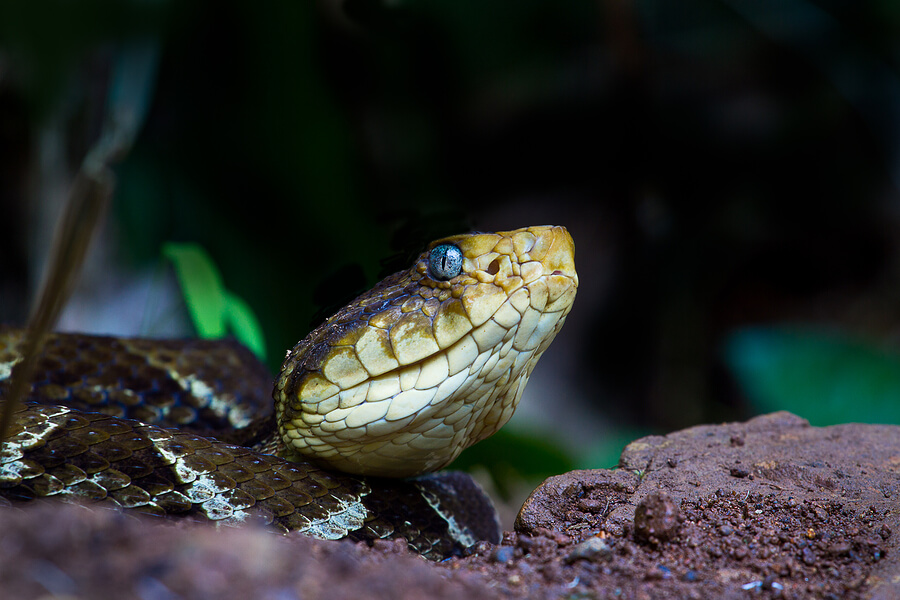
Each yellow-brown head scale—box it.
[275,225,578,477]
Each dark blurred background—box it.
[2,0,900,511]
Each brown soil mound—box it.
[1,412,897,599]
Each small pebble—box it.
[516,535,536,554]
[469,541,491,556]
[634,492,682,544]
[578,498,606,513]
[565,537,612,563]
[490,546,515,564]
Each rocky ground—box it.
[1,411,897,599]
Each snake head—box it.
[275,226,578,477]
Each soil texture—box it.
[1,411,897,599]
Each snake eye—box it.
[428,244,463,281]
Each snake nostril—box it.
[551,270,563,276]
[487,258,501,275]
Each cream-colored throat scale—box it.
[275,225,578,477]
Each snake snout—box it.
[532,225,577,311]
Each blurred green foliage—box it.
[162,243,267,360]
[577,426,654,471]
[453,428,575,500]
[455,424,652,499]
[725,327,900,426]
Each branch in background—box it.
[0,40,159,445]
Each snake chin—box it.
[277,226,578,478]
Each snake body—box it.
[0,226,578,558]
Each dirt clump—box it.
[456,489,886,599]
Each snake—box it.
[0,225,578,559]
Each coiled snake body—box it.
[0,226,578,559]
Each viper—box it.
[0,225,578,559]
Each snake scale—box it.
[0,225,578,559]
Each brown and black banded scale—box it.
[0,330,499,559]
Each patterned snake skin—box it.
[0,226,578,559]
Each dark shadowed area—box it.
[2,2,900,596]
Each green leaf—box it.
[724,327,900,426]
[162,242,267,362]
[162,242,226,338]
[224,291,267,361]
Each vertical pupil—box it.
[431,246,458,279]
